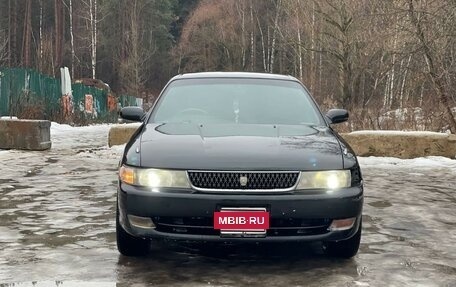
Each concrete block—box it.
[341,131,456,159]
[108,123,141,147]
[0,119,51,150]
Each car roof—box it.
[171,72,299,82]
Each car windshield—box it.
[150,78,324,125]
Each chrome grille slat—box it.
[187,171,299,191]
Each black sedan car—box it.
[117,72,363,258]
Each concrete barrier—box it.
[108,123,142,147]
[0,119,51,150]
[341,131,456,159]
[107,125,456,159]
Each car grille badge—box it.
[239,175,248,187]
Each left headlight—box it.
[296,170,351,190]
[119,165,190,188]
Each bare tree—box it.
[69,0,75,78]
[0,33,8,66]
[8,0,18,67]
[117,0,159,95]
[249,0,255,71]
[22,0,32,67]
[407,0,456,132]
[268,0,282,73]
[89,0,97,79]
[39,0,44,70]
[55,0,65,73]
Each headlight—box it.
[296,170,351,190]
[119,165,190,188]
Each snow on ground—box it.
[358,156,456,171]
[349,130,451,136]
[50,122,114,151]
[50,122,114,136]
[108,144,126,154]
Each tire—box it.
[116,207,150,256]
[324,220,361,259]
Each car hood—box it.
[138,123,343,170]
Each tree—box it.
[68,0,75,78]
[98,0,176,96]
[22,0,32,67]
[0,1,9,66]
[8,0,18,67]
[311,0,359,107]
[0,34,7,67]
[54,0,64,74]
[406,0,456,133]
[89,0,97,79]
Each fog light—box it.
[128,214,155,228]
[328,217,356,231]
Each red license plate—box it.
[214,210,270,230]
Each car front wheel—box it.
[116,207,150,256]
[323,220,362,259]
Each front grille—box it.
[188,171,299,190]
[152,216,331,237]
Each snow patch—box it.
[50,122,75,134]
[109,144,126,154]
[349,130,450,136]
[50,122,113,135]
[359,156,456,170]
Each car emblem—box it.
[239,175,248,186]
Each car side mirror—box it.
[326,109,349,124]
[120,106,145,122]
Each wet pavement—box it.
[0,124,455,287]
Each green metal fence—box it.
[0,68,61,118]
[0,67,141,123]
[72,83,108,114]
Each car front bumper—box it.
[118,183,363,243]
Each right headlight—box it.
[296,170,351,190]
[119,165,190,188]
